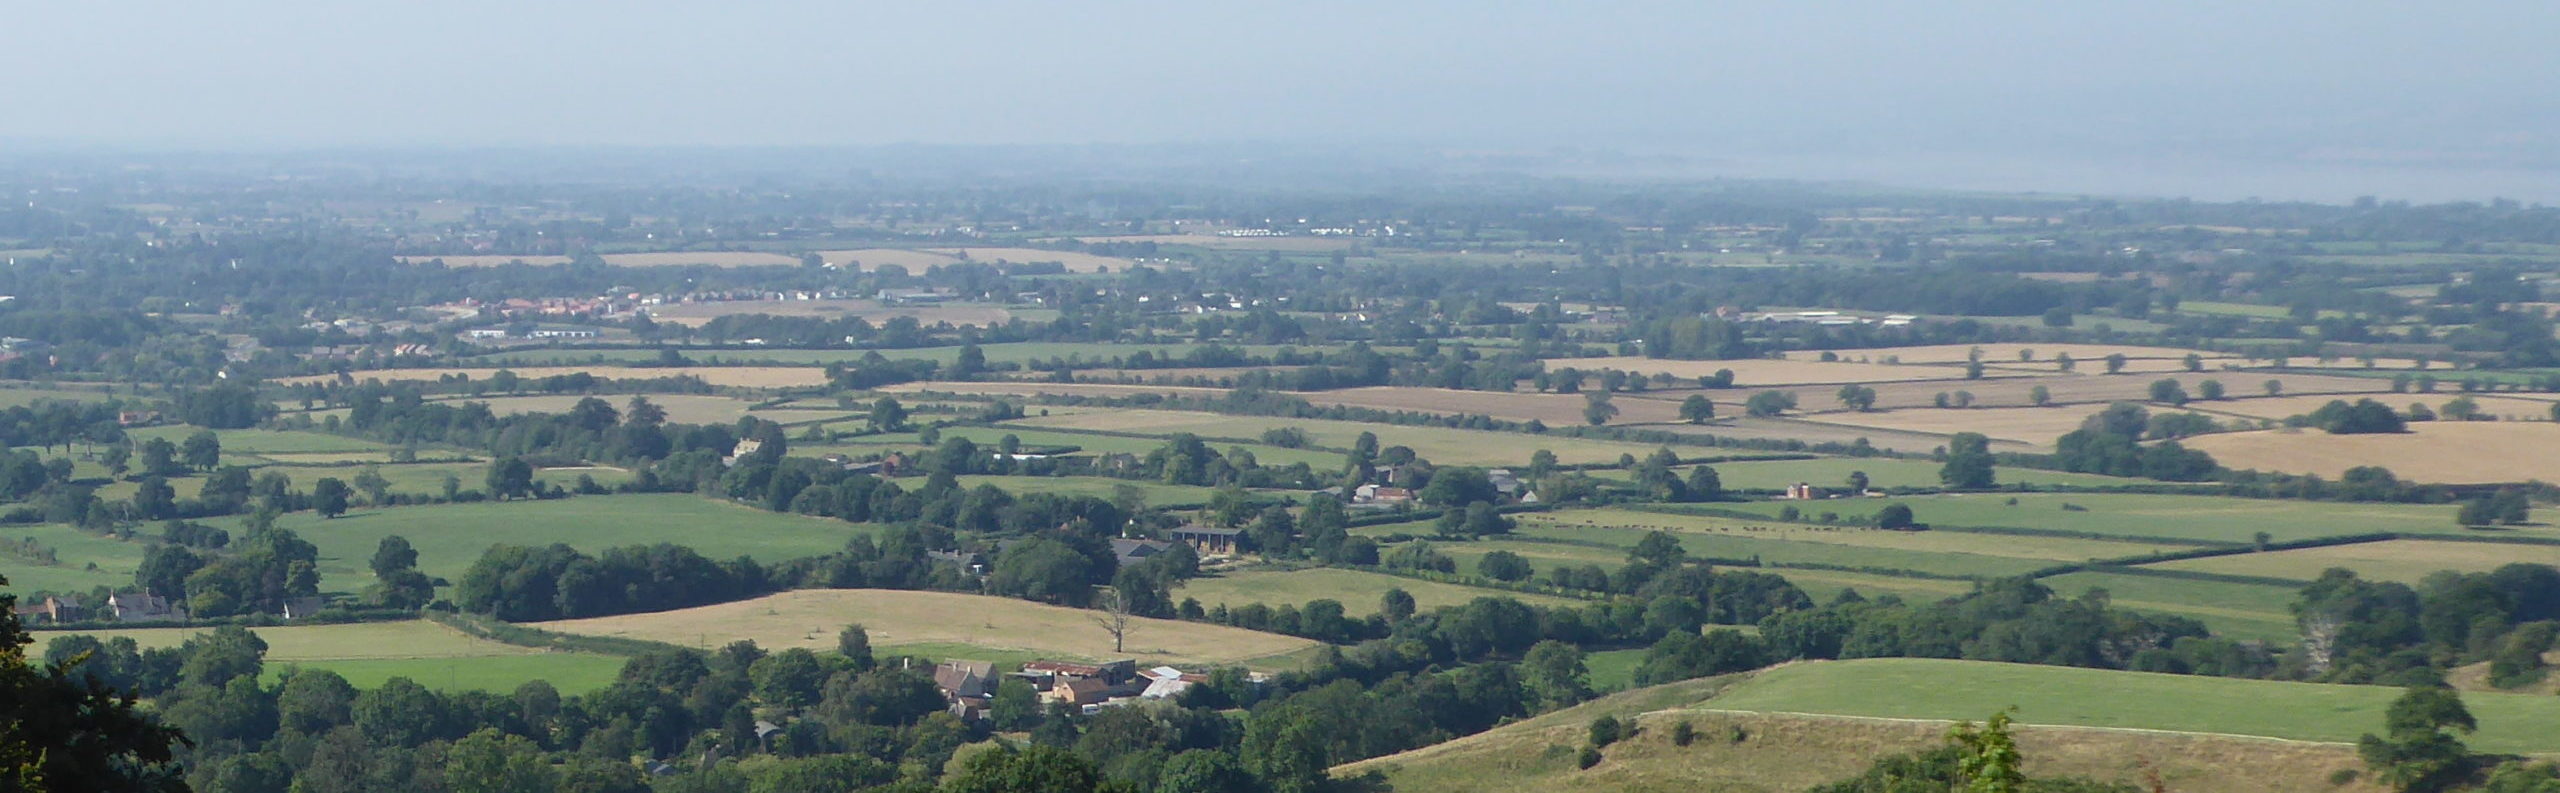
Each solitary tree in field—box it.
[869,397,908,432]
[1836,384,1878,412]
[486,457,535,500]
[1846,471,1869,494]
[311,477,351,518]
[2055,353,2076,373]
[1679,395,1715,424]
[1583,392,1619,426]
[2264,379,2285,396]
[2147,379,2189,405]
[1092,586,1135,653]
[2198,379,2225,400]
[1745,390,1796,417]
[1940,432,1996,489]
[2184,353,2204,372]
[2103,353,2129,375]
[2029,385,2052,406]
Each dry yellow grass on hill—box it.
[2183,421,2560,484]
[1340,696,2383,793]
[530,589,1317,666]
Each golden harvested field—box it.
[531,589,1317,666]
[1298,386,1683,426]
[2194,393,2555,422]
[1626,416,1990,453]
[1012,408,1665,466]
[817,247,1133,273]
[1073,233,1356,252]
[273,365,830,388]
[1787,343,2230,365]
[1795,405,2216,447]
[1552,357,2006,385]
[400,251,801,267]
[881,381,1230,400]
[1633,370,2387,413]
[2184,422,2560,484]
[1987,357,2235,375]
[2151,539,2560,584]
[643,298,1013,327]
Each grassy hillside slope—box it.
[1337,656,2560,792]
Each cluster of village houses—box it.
[929,657,1253,722]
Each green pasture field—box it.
[124,426,394,455]
[204,494,866,591]
[1583,647,1646,692]
[83,461,627,506]
[274,654,626,694]
[1696,457,2147,491]
[0,522,152,594]
[0,385,116,408]
[1704,491,2461,545]
[2035,571,2301,641]
[1173,567,1584,615]
[2174,300,2293,319]
[943,425,1346,470]
[30,620,624,694]
[1759,567,1985,604]
[1016,409,1665,467]
[1702,658,2560,753]
[950,475,1223,505]
[1510,508,2196,571]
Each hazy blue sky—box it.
[6,2,2555,199]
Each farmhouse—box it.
[28,595,87,624]
[1111,538,1171,570]
[931,660,995,719]
[1784,482,1823,500]
[108,592,187,623]
[1354,484,1415,504]
[280,596,328,621]
[1138,666,1208,700]
[1168,526,1245,556]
